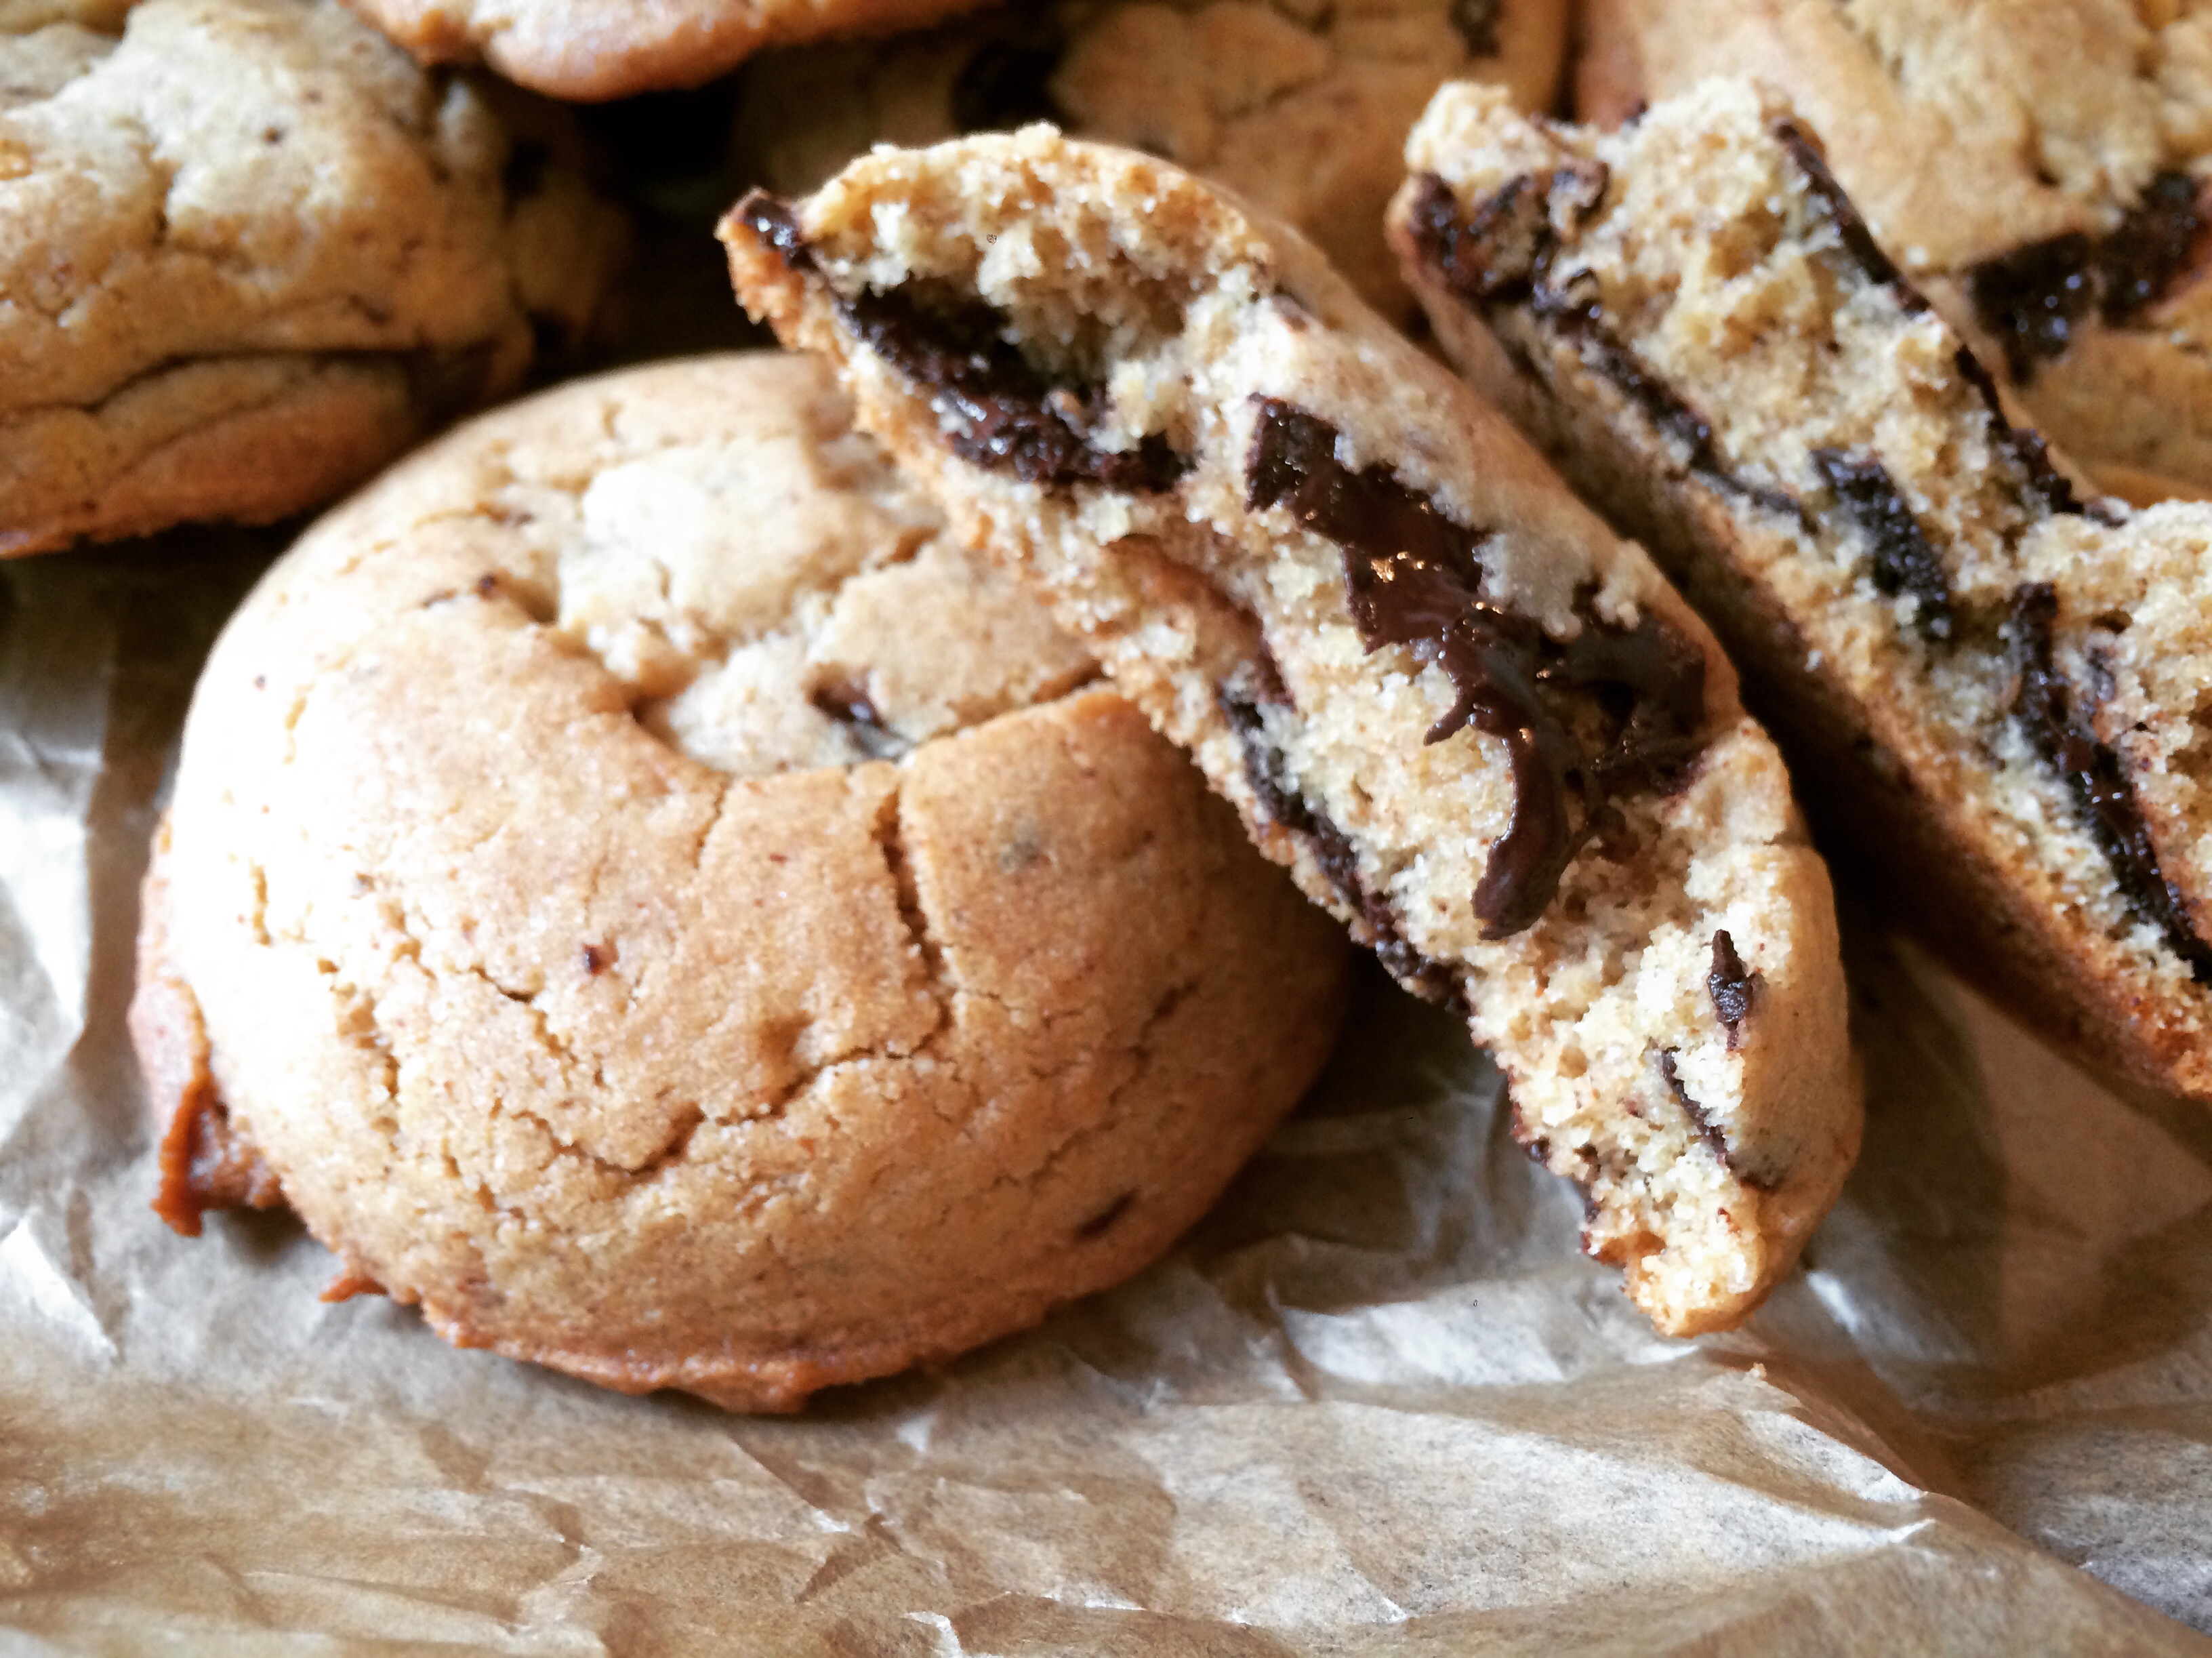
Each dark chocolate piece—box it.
[736,190,1187,491]
[581,942,611,976]
[1969,232,2095,382]
[1772,119,1925,310]
[1949,347,2086,517]
[1707,929,1758,1050]
[1969,171,2206,381]
[1407,171,1812,529]
[1244,398,1709,938]
[810,676,903,759]
[1450,0,1500,56]
[2102,171,2205,323]
[1658,1051,1772,1187]
[1809,450,1954,643]
[2005,584,2212,981]
[949,18,1069,132]
[1217,679,1462,1005]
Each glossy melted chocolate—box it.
[736,192,1187,491]
[2007,584,2212,982]
[1244,398,1708,938]
[1969,171,2205,382]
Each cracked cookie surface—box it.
[732,0,1567,322]
[129,350,1348,1411]
[1576,0,2212,504]
[0,0,626,556]
[721,131,1859,1337]
[346,0,1002,100]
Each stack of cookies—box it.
[14,0,2181,1410]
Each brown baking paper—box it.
[3,535,2210,1656]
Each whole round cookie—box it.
[0,0,626,557]
[731,0,1570,321]
[129,351,1349,1412]
[347,0,1002,100]
[1576,0,2212,504]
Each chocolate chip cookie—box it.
[349,0,1001,100]
[1576,0,2212,505]
[720,131,1860,1337]
[732,0,1568,322]
[1391,78,2212,1099]
[129,351,1349,1411]
[1,0,625,557]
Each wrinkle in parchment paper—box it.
[1,535,2209,1655]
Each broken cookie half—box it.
[1389,79,2212,1101]
[720,128,1860,1336]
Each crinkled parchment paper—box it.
[3,533,2210,1655]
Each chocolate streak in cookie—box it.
[1244,398,1708,937]
[1969,171,2208,383]
[737,193,1186,490]
[1408,120,2212,990]
[2006,584,2212,982]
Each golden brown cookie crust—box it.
[0,0,625,555]
[731,0,1570,320]
[134,352,1348,1411]
[346,0,1004,99]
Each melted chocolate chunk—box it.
[1970,171,2206,381]
[1217,678,1462,1005]
[1450,0,1502,57]
[1950,348,2085,517]
[1407,172,1812,529]
[1658,1052,1774,1188]
[2103,171,2204,322]
[949,18,1069,132]
[1772,119,1925,309]
[1707,929,1758,1051]
[1969,233,2096,382]
[736,190,1188,491]
[1244,399,1709,938]
[810,676,903,759]
[2006,584,2212,982]
[1809,450,1954,642]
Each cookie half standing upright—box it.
[1390,80,2212,1100]
[347,0,1002,99]
[720,130,1860,1336]
[131,351,1349,1411]
[1,0,626,557]
[1575,0,2212,504]
[731,0,1570,321]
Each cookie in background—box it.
[722,129,1860,1337]
[348,0,1004,100]
[0,0,626,558]
[130,351,1349,1412]
[1576,0,2212,506]
[731,0,1569,322]
[1391,78,2212,1101]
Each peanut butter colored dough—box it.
[345,0,1003,100]
[0,0,625,556]
[130,352,1349,1412]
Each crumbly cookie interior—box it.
[723,130,1860,1336]
[1398,79,2212,1088]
